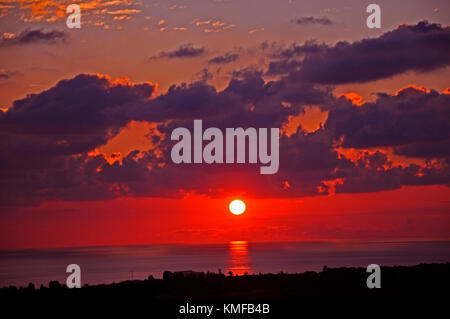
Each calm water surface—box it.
[1,241,449,287]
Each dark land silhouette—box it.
[2,263,448,317]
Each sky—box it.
[0,0,449,249]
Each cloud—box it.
[266,60,302,76]
[332,151,450,194]
[279,21,450,84]
[326,85,450,158]
[249,28,264,34]
[192,19,235,33]
[292,16,333,25]
[0,74,156,155]
[262,41,324,76]
[150,43,206,59]
[208,52,239,64]
[173,27,188,31]
[0,71,329,205]
[106,9,141,21]
[0,69,19,79]
[0,29,67,47]
[1,69,449,206]
[1,23,450,206]
[107,9,141,15]
[272,41,326,60]
[191,19,211,26]
[4,0,141,25]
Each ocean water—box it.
[0,241,449,288]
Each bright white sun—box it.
[229,199,246,215]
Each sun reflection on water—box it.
[227,241,251,276]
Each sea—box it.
[1,241,449,287]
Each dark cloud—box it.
[150,43,206,59]
[395,140,450,158]
[281,21,450,84]
[292,16,333,25]
[208,52,239,64]
[274,41,326,60]
[266,59,301,76]
[0,74,156,156]
[264,41,325,76]
[333,151,450,194]
[0,70,335,205]
[0,69,19,79]
[127,81,241,123]
[0,29,67,47]
[1,22,450,206]
[194,68,214,82]
[2,71,448,207]
[326,86,450,157]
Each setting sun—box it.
[229,199,246,215]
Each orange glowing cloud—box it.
[281,106,328,136]
[249,28,264,34]
[191,18,211,26]
[395,84,430,95]
[318,178,344,195]
[173,27,188,31]
[6,0,140,25]
[341,92,364,106]
[334,146,428,168]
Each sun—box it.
[229,199,246,215]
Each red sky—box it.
[1,185,448,249]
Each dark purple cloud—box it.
[395,140,450,158]
[1,22,450,206]
[326,86,450,158]
[280,21,450,83]
[273,41,326,60]
[333,151,450,194]
[1,70,449,207]
[150,43,206,59]
[292,16,333,26]
[208,52,239,64]
[127,81,242,122]
[0,69,19,79]
[0,71,335,205]
[266,59,301,76]
[0,74,156,155]
[0,29,67,47]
